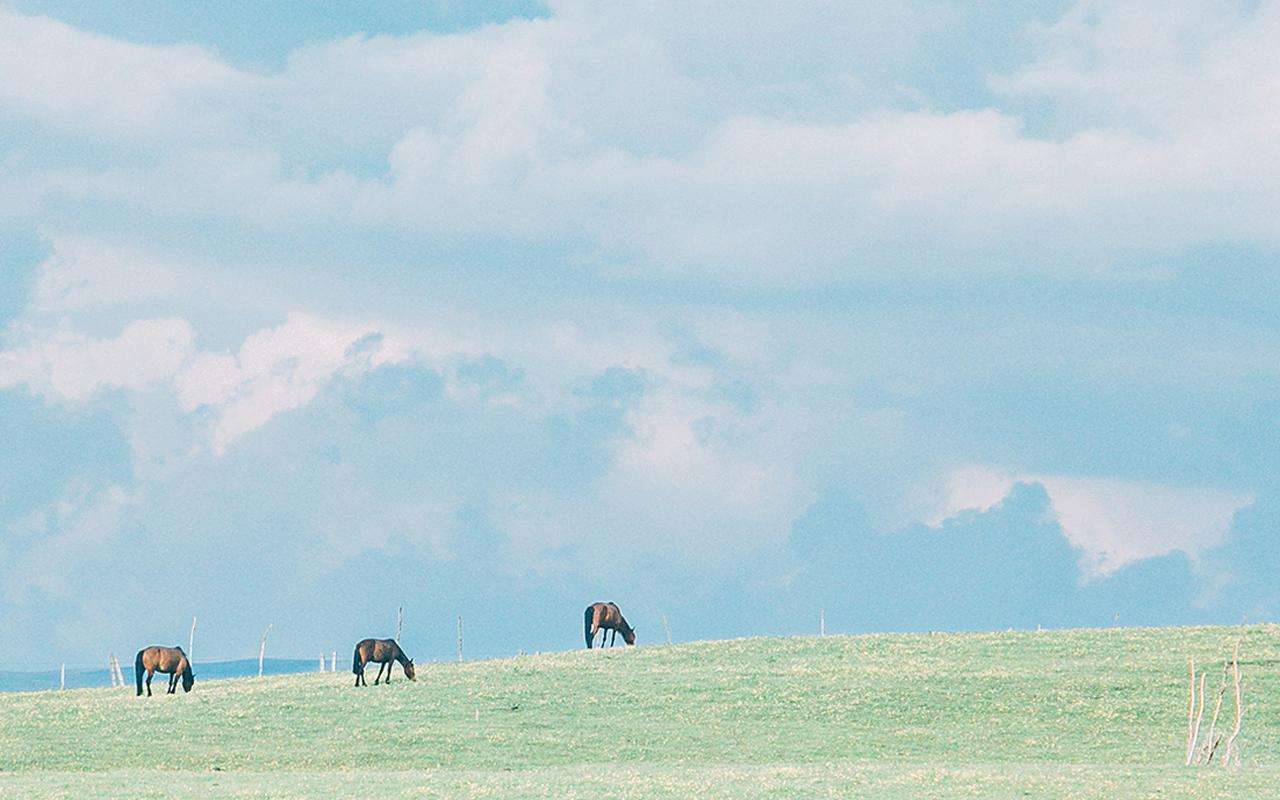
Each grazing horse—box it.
[135,646,194,696]
[352,638,416,686]
[584,602,635,648]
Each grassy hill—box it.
[1,625,1278,798]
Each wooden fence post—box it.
[258,624,273,678]
[331,651,337,672]
[60,663,66,691]
[457,615,464,662]
[661,614,672,645]
[820,608,826,637]
[189,616,197,664]
[396,606,403,643]
[108,654,124,688]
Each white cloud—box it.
[28,236,184,313]
[0,9,250,139]
[184,313,403,452]
[0,309,411,453]
[0,317,196,402]
[931,464,1253,571]
[497,384,813,565]
[4,2,1279,288]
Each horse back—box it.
[138,645,186,672]
[588,602,623,628]
[358,638,400,662]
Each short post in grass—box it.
[108,654,124,688]
[396,605,403,643]
[661,614,672,645]
[331,651,337,672]
[189,616,197,664]
[60,663,65,691]
[820,608,826,637]
[258,623,273,678]
[457,615,464,662]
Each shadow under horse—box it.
[352,638,416,686]
[585,601,636,648]
[135,645,195,696]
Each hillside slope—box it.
[1,626,1278,798]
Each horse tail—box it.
[134,650,145,696]
[351,645,362,675]
[584,606,594,649]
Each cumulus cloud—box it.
[0,8,249,139]
[931,464,1252,570]
[5,2,1279,284]
[0,309,409,453]
[4,1,1280,661]
[0,317,195,402]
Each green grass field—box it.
[2,626,1278,798]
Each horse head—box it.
[404,659,416,681]
[622,626,636,645]
[181,664,195,692]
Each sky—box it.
[2,0,1279,668]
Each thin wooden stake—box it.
[331,651,337,672]
[188,616,197,665]
[396,606,403,643]
[820,608,826,637]
[457,615,464,662]
[661,614,672,646]
[258,624,273,678]
[60,663,66,691]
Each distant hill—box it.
[0,658,322,692]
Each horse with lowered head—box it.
[584,602,635,648]
[352,638,416,687]
[135,646,194,696]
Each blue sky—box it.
[2,0,1279,667]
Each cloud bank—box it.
[2,1,1279,664]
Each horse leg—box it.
[167,672,176,694]
[145,667,154,697]
[373,662,385,685]
[355,661,364,687]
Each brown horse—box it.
[135,646,194,696]
[352,638,416,686]
[584,602,635,648]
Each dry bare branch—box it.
[1186,656,1197,765]
[1223,642,1243,768]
